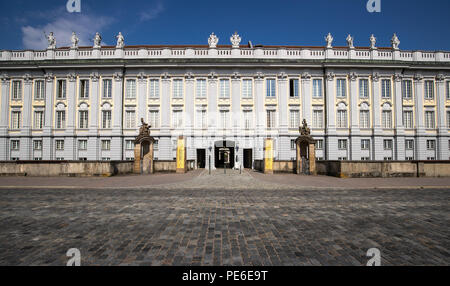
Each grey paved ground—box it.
[0,170,449,266]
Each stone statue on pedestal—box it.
[46,32,56,49]
[71,32,79,49]
[116,32,124,49]
[299,119,311,136]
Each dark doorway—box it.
[197,149,206,168]
[214,140,235,169]
[243,149,253,169]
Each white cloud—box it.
[21,13,113,50]
[139,2,164,22]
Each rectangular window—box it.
[290,139,296,150]
[426,140,436,150]
[266,110,276,128]
[242,79,253,98]
[56,140,65,151]
[316,139,324,150]
[57,80,66,99]
[266,79,276,97]
[447,81,450,100]
[403,110,413,129]
[172,110,183,128]
[12,80,22,100]
[149,110,160,129]
[149,79,160,98]
[33,140,42,151]
[34,80,45,100]
[338,139,347,150]
[79,111,88,129]
[243,110,253,129]
[382,110,392,129]
[313,110,323,128]
[337,110,348,128]
[359,110,370,129]
[381,79,391,98]
[101,140,111,151]
[80,80,89,99]
[125,110,136,129]
[33,111,44,129]
[56,111,66,129]
[102,111,111,129]
[405,139,414,150]
[78,140,87,151]
[195,79,206,98]
[126,79,136,99]
[219,79,230,98]
[425,111,435,129]
[336,79,346,98]
[172,79,183,98]
[11,111,21,129]
[103,79,112,98]
[359,79,368,98]
[383,139,393,150]
[154,140,159,151]
[447,111,450,129]
[424,80,434,100]
[289,110,299,129]
[361,139,370,150]
[402,80,412,99]
[11,140,20,151]
[126,140,135,150]
[312,79,322,98]
[219,110,229,129]
[196,110,207,129]
[289,79,299,98]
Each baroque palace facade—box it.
[1,32,450,169]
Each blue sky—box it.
[0,0,449,51]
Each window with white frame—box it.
[313,110,323,128]
[172,110,183,128]
[403,110,413,129]
[405,139,414,150]
[359,110,370,129]
[56,139,65,151]
[195,79,206,98]
[289,79,299,98]
[80,79,89,99]
[424,80,434,100]
[243,110,253,129]
[79,110,88,129]
[266,79,276,97]
[172,79,183,98]
[382,110,392,129]
[266,110,276,128]
[154,140,159,150]
[312,79,322,98]
[426,140,436,150]
[381,79,391,98]
[126,140,135,150]
[316,139,323,150]
[337,110,348,128]
[149,110,160,129]
[102,110,111,129]
[402,80,412,99]
[425,111,435,129]
[103,79,112,98]
[290,139,296,150]
[12,80,22,100]
[34,80,45,100]
[219,79,230,98]
[359,79,369,98]
[33,140,42,151]
[196,110,207,129]
[57,80,66,99]
[338,139,347,150]
[125,110,136,129]
[289,110,300,129]
[242,79,252,98]
[56,111,66,129]
[383,139,393,150]
[33,110,44,129]
[11,111,21,129]
[126,79,136,99]
[78,140,87,150]
[447,111,450,129]
[447,81,450,100]
[11,140,20,151]
[101,140,111,151]
[219,110,229,129]
[149,79,160,98]
[336,79,346,98]
[361,139,370,150]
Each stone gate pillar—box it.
[176,136,187,173]
[263,138,274,174]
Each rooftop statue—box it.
[116,32,124,49]
[93,32,102,48]
[71,32,79,49]
[46,32,56,49]
[346,34,354,49]
[370,34,377,49]
[391,33,400,50]
[208,33,219,48]
[230,32,241,48]
[325,33,333,49]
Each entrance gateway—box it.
[214,140,235,169]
